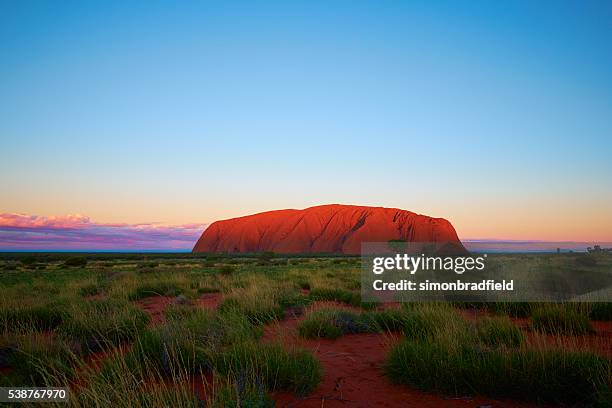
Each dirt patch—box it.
[134,296,175,326]
[265,307,541,408]
[195,293,223,311]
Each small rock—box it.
[174,294,191,306]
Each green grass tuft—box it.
[474,316,524,347]
[215,342,321,396]
[531,305,594,335]
[59,299,149,353]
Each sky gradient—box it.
[1,1,611,250]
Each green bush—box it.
[258,252,275,262]
[19,255,38,266]
[63,256,88,267]
[219,265,235,276]
[137,262,159,269]
[575,254,597,267]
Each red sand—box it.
[134,296,175,326]
[134,293,224,327]
[195,293,223,310]
[264,303,542,408]
[193,204,463,254]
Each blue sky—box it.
[1,0,611,243]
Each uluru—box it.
[192,204,464,255]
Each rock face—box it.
[192,204,464,255]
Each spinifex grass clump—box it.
[1,333,79,387]
[0,303,66,332]
[308,288,360,306]
[298,307,411,339]
[298,309,362,339]
[126,308,258,377]
[219,283,288,324]
[59,299,149,353]
[474,316,524,347]
[387,338,611,404]
[308,287,377,309]
[215,342,321,396]
[207,376,273,408]
[78,352,200,408]
[531,305,594,335]
[400,303,467,341]
[386,304,610,405]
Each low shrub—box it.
[575,254,598,267]
[258,252,275,262]
[137,262,159,269]
[63,256,88,267]
[219,265,235,276]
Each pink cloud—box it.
[0,213,207,251]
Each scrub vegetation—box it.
[0,252,611,407]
